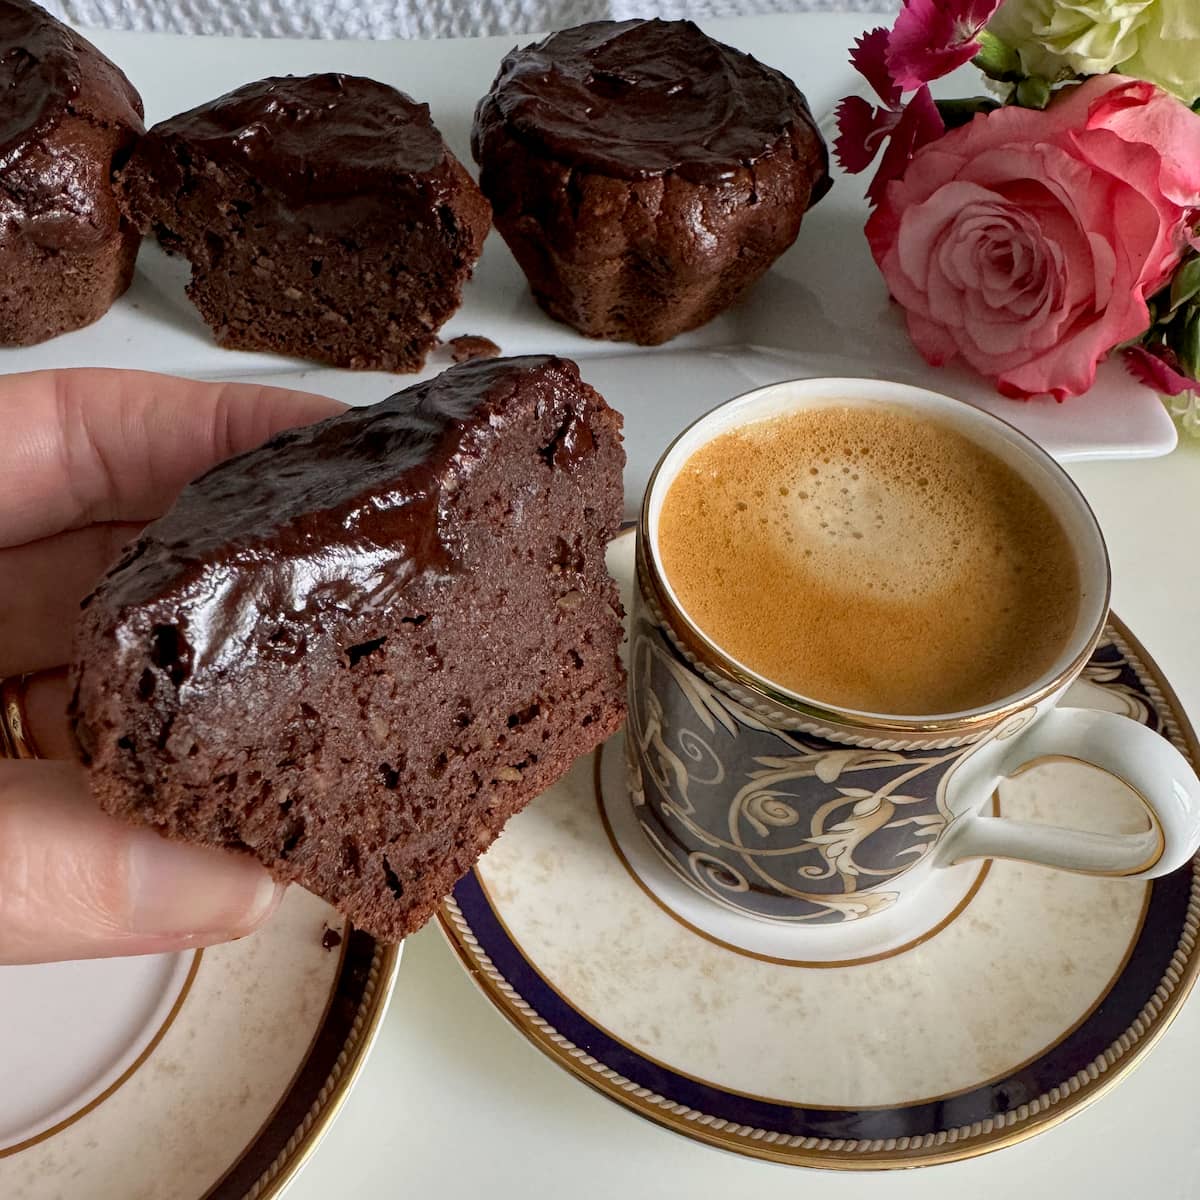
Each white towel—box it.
[44,0,897,39]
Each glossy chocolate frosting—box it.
[478,19,824,183]
[0,0,143,254]
[82,356,600,680]
[0,0,79,167]
[146,73,451,205]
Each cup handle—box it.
[936,707,1200,880]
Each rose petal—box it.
[895,181,999,287]
[1082,74,1200,201]
[1000,282,1150,399]
[926,258,968,327]
[1087,231,1116,311]
[906,312,963,366]
[1069,126,1191,291]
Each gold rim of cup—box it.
[635,377,1113,738]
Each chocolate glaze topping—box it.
[479,19,824,183]
[82,357,601,681]
[0,0,142,257]
[147,73,450,206]
[0,0,79,168]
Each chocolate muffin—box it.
[0,0,143,345]
[472,19,830,346]
[118,74,490,372]
[70,356,626,942]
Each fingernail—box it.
[128,831,280,939]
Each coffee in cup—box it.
[656,402,1080,715]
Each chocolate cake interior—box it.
[72,357,626,940]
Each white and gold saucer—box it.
[439,533,1200,1168]
[0,893,400,1198]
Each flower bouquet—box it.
[835,0,1200,434]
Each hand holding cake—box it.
[0,369,341,963]
[0,356,626,962]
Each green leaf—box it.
[973,31,1022,81]
[1180,309,1200,380]
[935,97,1001,129]
[1014,76,1052,110]
[1169,255,1200,315]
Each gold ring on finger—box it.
[0,675,40,759]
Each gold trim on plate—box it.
[0,949,203,1159]
[199,928,353,1200]
[460,796,1151,1113]
[1001,754,1165,878]
[243,939,402,1200]
[0,730,402,1197]
[438,611,1200,1168]
[596,747,996,970]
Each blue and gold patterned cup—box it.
[628,378,1200,925]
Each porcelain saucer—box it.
[438,533,1200,1169]
[0,892,400,1198]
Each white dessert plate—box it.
[0,13,1176,520]
[0,892,400,1200]
[438,533,1200,1169]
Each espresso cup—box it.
[628,377,1200,924]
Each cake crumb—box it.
[321,926,343,951]
[448,335,501,363]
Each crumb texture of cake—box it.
[71,356,626,942]
[0,0,143,345]
[117,73,490,371]
[472,19,830,347]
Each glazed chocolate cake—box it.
[70,357,625,941]
[117,74,490,371]
[472,19,830,346]
[0,0,143,345]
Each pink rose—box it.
[866,76,1200,399]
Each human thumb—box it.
[0,760,282,964]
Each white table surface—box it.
[75,18,1200,1198]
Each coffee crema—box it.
[656,403,1081,715]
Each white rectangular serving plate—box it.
[11,14,1177,517]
